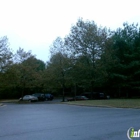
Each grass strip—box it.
[64,99,140,108]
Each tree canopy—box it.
[0,19,140,99]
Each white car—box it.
[20,95,38,102]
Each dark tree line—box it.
[0,19,140,99]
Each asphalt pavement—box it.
[0,103,140,140]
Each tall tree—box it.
[0,36,13,73]
[46,37,72,101]
[14,47,32,63]
[0,36,13,97]
[64,18,109,92]
[13,48,46,97]
[109,23,140,97]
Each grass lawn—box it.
[64,99,140,108]
[1,99,140,109]
[0,99,19,103]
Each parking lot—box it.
[0,102,140,140]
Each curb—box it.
[63,103,113,108]
[63,102,140,109]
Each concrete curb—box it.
[63,102,140,109]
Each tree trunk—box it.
[62,83,65,102]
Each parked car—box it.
[45,94,54,101]
[32,93,46,101]
[67,96,88,101]
[81,92,110,99]
[19,95,38,102]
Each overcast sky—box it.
[0,0,140,62]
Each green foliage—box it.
[107,23,140,97]
[0,36,13,95]
[64,18,111,91]
[0,36,13,73]
[1,20,140,99]
[45,20,140,98]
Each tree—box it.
[14,47,33,63]
[0,36,13,73]
[13,48,46,97]
[64,18,109,92]
[46,37,73,101]
[0,36,13,98]
[108,23,140,97]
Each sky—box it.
[0,0,140,62]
